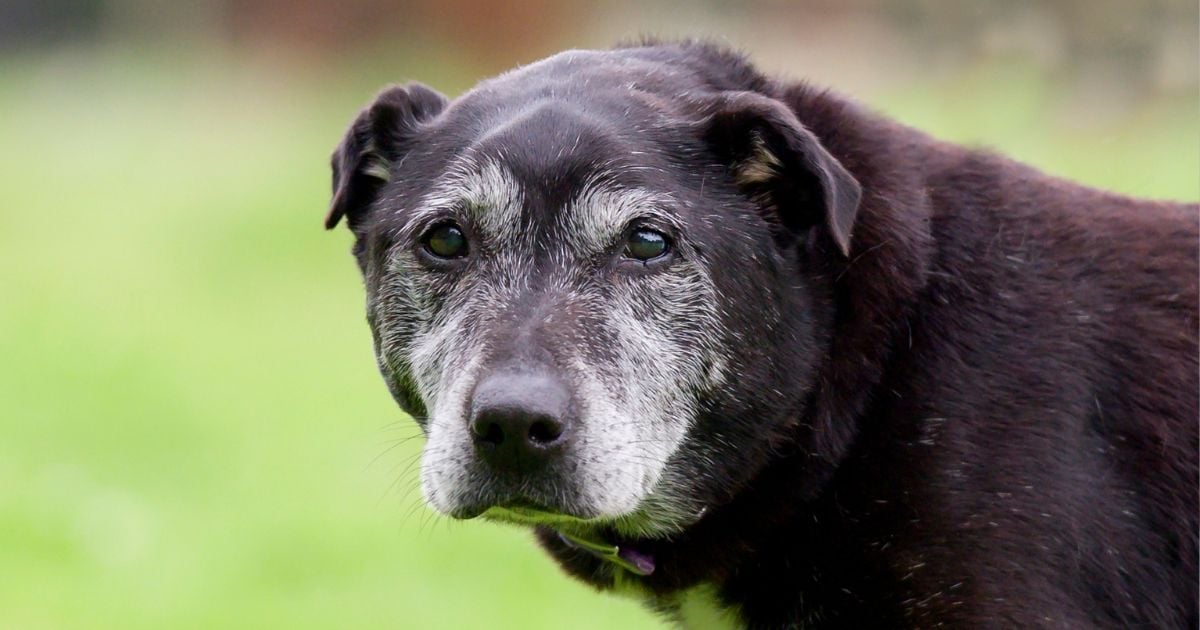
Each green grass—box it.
[0,47,1195,629]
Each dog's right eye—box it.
[624,229,669,261]
[422,223,468,259]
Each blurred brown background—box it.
[5,1,1197,94]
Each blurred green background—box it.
[1,1,1196,628]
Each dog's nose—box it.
[469,370,573,472]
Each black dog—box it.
[326,41,1199,627]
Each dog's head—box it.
[326,45,860,539]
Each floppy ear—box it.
[325,83,448,230]
[699,91,861,257]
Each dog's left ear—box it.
[699,91,861,257]
[325,83,448,230]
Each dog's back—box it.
[797,87,1199,625]
[919,156,1198,626]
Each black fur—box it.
[328,41,1199,628]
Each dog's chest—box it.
[673,585,742,629]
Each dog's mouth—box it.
[478,498,598,527]
[472,500,658,576]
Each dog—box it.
[324,41,1198,628]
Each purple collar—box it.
[557,531,656,576]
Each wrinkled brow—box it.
[560,177,680,256]
[401,157,527,245]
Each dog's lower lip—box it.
[482,498,599,523]
[496,498,563,515]
[450,504,489,520]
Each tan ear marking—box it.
[734,134,783,186]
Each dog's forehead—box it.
[413,98,681,247]
[469,100,632,201]
[436,48,695,180]
[386,50,714,248]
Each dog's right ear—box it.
[325,83,448,230]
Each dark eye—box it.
[423,223,468,259]
[624,229,669,261]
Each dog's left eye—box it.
[422,223,468,259]
[624,229,669,261]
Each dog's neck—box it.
[555,530,656,576]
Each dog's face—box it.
[327,48,860,539]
